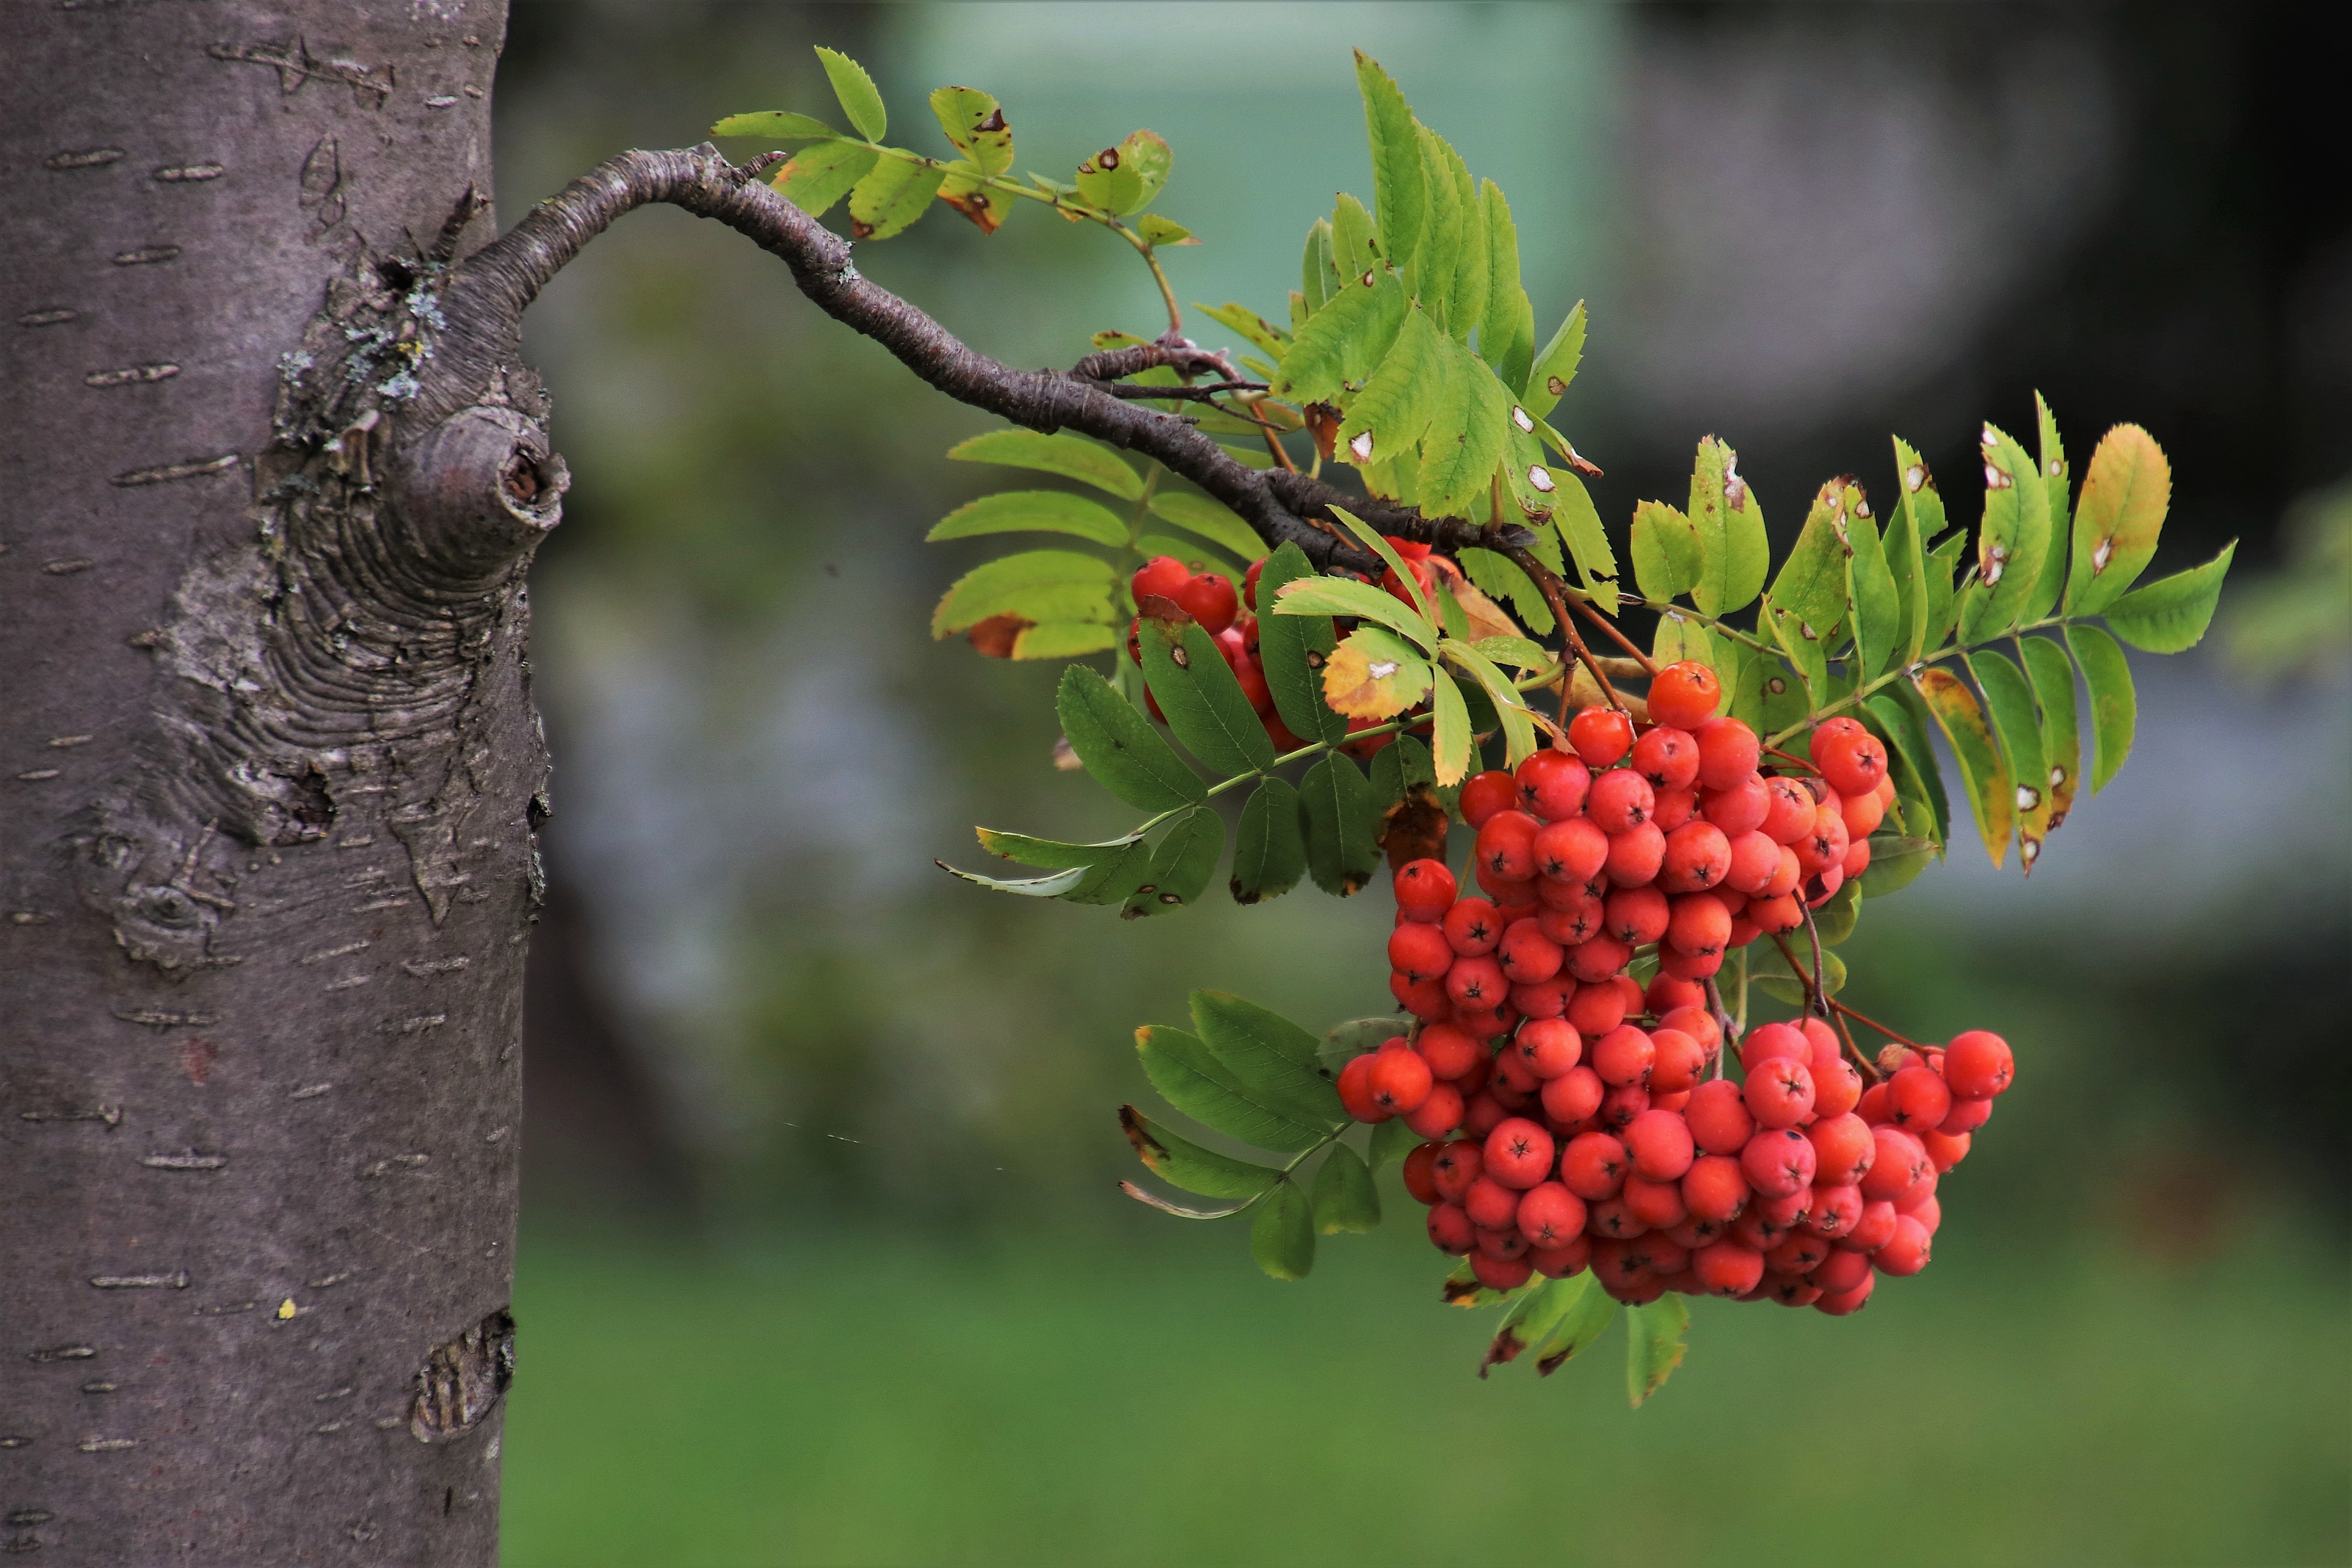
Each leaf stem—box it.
[1828,997,1927,1054]
[1502,546,1622,716]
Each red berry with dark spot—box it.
[1742,1127,1818,1197]
[1761,777,1817,844]
[1666,890,1733,956]
[1682,1154,1750,1223]
[1390,970,1450,1021]
[1459,770,1519,829]
[1657,821,1732,894]
[1685,1079,1756,1156]
[1514,1018,1583,1079]
[1386,920,1453,984]
[1496,919,1564,984]
[1429,1139,1483,1202]
[1874,1214,1933,1276]
[1604,885,1670,947]
[1516,1181,1586,1248]
[1560,1131,1628,1201]
[1445,956,1507,1010]
[1943,1030,2015,1099]
[1516,749,1592,821]
[1484,1117,1557,1189]
[1861,1126,1931,1203]
[1569,707,1635,767]
[1401,1143,1445,1206]
[1369,1046,1434,1116]
[1442,897,1502,957]
[1744,1057,1817,1129]
[1805,1112,1877,1187]
[1592,1025,1656,1088]
[1132,555,1191,607]
[1694,1239,1765,1298]
[1393,858,1457,921]
[1427,1202,1475,1254]
[1814,1272,1876,1316]
[1532,817,1608,886]
[1531,1236,1593,1278]
[1597,1083,1650,1132]
[1475,809,1542,882]
[1587,769,1655,835]
[1886,1064,1953,1132]
[1648,1028,1708,1095]
[1813,725,1889,799]
[1632,725,1701,791]
[1647,661,1721,729]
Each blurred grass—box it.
[502,1209,2350,1567]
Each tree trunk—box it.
[3,5,545,1560]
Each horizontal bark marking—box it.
[111,453,236,485]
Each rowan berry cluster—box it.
[1333,663,2017,1311]
[1127,555,1305,751]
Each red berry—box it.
[1559,1131,1628,1200]
[1693,1239,1765,1298]
[1646,973,1706,1016]
[1738,1021,1809,1075]
[1132,555,1190,607]
[1860,1126,1931,1202]
[1392,858,1457,921]
[1429,1139,1483,1202]
[1509,974,1575,1020]
[1647,661,1721,729]
[1701,775,1772,837]
[1841,1199,1899,1253]
[1592,1025,1656,1088]
[1684,1079,1756,1155]
[1386,921,1453,984]
[1805,1113,1877,1187]
[1516,1182,1587,1248]
[1743,1057,1817,1129]
[1587,1198,1649,1241]
[1656,943,1723,983]
[1658,1005,1723,1060]
[1651,787,1698,833]
[1496,918,1564,985]
[1492,1045,1542,1097]
[1681,1154,1750,1223]
[1794,801,1850,881]
[1623,1174,1689,1230]
[1475,863,1538,905]
[1445,956,1507,1011]
[1943,1030,2014,1099]
[1632,727,1701,793]
[1568,707,1635,767]
[1893,1166,1939,1215]
[1813,726,1888,799]
[1811,1244,1871,1295]
[1657,821,1732,894]
[1530,1237,1593,1278]
[1814,1272,1876,1315]
[1390,970,1450,1020]
[1442,898,1503,956]
[1741,1127,1818,1197]
[1840,787,1886,841]
[1175,572,1239,633]
[1401,1142,1445,1206]
[1767,1232,1830,1276]
[1919,1126,1970,1171]
[1484,1117,1557,1189]
[1885,1064,1952,1133]
[1539,1064,1606,1127]
[1603,885,1669,947]
[1532,817,1609,885]
[1564,932,1633,985]
[1427,1202,1475,1254]
[1515,750,1591,821]
[1463,1174,1521,1230]
[1369,1045,1435,1116]
[1469,1249,1534,1292]
[1458,770,1519,829]
[1597,1082,1651,1132]
[1403,1081,1466,1139]
[1514,1018,1583,1079]
[1693,717,1761,792]
[1563,979,1625,1037]
[1624,1107,1697,1181]
[1474,810,1542,882]
[1242,556,1264,610]
[1761,776,1816,844]
[1647,1028,1708,1096]
[1747,892,1804,935]
[1874,1214,1933,1276]
[1413,1023,1480,1082]
[1602,821,1665,887]
[1812,1054,1864,1120]
[1587,769,1655,834]
[1939,1098,1993,1136]
[1337,1053,1388,1123]
[1666,890,1733,956]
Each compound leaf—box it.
[814,46,886,141]
[1118,1104,1283,1201]
[1056,664,1203,812]
[1192,991,1345,1127]
[2102,541,2236,653]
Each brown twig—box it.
[1570,595,1659,676]
[1763,746,1819,775]
[1829,997,1927,1054]
[1501,545,1622,716]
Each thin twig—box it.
[1087,379,1268,402]
[1571,595,1659,675]
[1829,997,1927,1054]
[1501,546,1621,714]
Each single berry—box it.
[1496,918,1565,984]
[1484,1117,1557,1189]
[1565,933,1634,985]
[1873,1214,1933,1276]
[1658,1005,1723,1059]
[1885,1063,1953,1133]
[1805,1112,1877,1187]
[1624,1107,1697,1181]
[1701,774,1772,837]
[1646,973,1707,1016]
[1514,1018,1583,1079]
[1568,706,1635,767]
[1532,817,1609,885]
[1516,749,1592,821]
[1632,725,1701,792]
[1666,890,1733,956]
[1647,1028,1708,1096]
[1469,1249,1535,1292]
[1813,1273,1876,1316]
[1509,974,1575,1020]
[1463,1174,1521,1230]
[1131,555,1191,607]
[1336,1053,1388,1123]
[1515,1182,1586,1248]
[1693,1239,1766,1298]
[1738,1021,1809,1075]
[1813,726,1889,799]
[1386,920,1454,984]
[1651,788,1698,833]
[1647,661,1722,729]
[1392,858,1457,921]
[1694,716,1762,792]
[1401,1142,1444,1206]
[1604,884,1670,947]
[1587,769,1656,835]
[1475,809,1543,882]
[1427,1203,1475,1254]
[1740,1126,1818,1197]
[1540,1064,1607,1126]
[1684,1079,1756,1156]
[1559,1131,1628,1201]
[1429,1139,1484,1202]
[1242,556,1264,610]
[1681,1154,1751,1223]
[1761,776,1817,844]
[1943,1030,2015,1099]
[1919,1127,1970,1171]
[1743,1057,1817,1129]
[1860,1126,1931,1202]
[1592,1024,1656,1088]
[1657,821,1732,894]
[1531,1236,1593,1278]
[1175,572,1239,633]
[1445,956,1508,1010]
[1603,821,1666,887]
[1623,1173,1689,1229]
[1841,1199,1899,1254]
[1369,1045,1435,1115]
[1811,1244,1871,1295]
[1390,970,1450,1021]
[1403,1081,1466,1139]
[1597,1083,1651,1131]
[1459,770,1520,829]
[1442,897,1503,956]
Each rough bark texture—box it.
[2,4,540,1561]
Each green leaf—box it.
[1957,422,2052,641]
[1122,809,1224,917]
[1470,635,1549,671]
[1749,941,1847,1006]
[1769,480,1855,644]
[1414,342,1510,520]
[1631,499,1700,604]
[1134,1028,1327,1153]
[1429,665,1474,788]
[2017,634,2082,832]
[1411,123,1466,326]
[1762,597,1828,707]
[1147,492,1264,562]
[2021,391,2072,625]
[1456,547,1553,636]
[2066,622,2137,793]
[1119,1105,1282,1201]
[1230,777,1307,904]
[1552,472,1619,614]
[1000,623,1109,660]
[1193,991,1346,1127]
[1475,179,1523,373]
[2065,423,2172,616]
[1625,1294,1690,1408]
[1858,835,1935,898]
[928,85,1012,176]
[927,490,1128,547]
[2102,541,2236,653]
[1311,1144,1380,1234]
[1651,609,1716,675]
[1137,213,1194,247]
[711,110,838,141]
[1297,752,1380,896]
[814,47,886,141]
[1812,871,1863,945]
[1690,437,1768,618]
[1969,648,2049,868]
[1846,499,1903,679]
[1354,51,1426,276]
[1915,667,2014,869]
[948,429,1143,501]
[1887,437,1939,665]
[1251,1179,1316,1280]
[1867,688,1950,850]
[1722,638,1771,735]
[1255,543,1348,746]
[973,827,1142,869]
[1272,574,1436,653]
[1442,147,1489,345]
[1331,191,1379,278]
[938,862,1088,898]
[1335,305,1446,471]
[1480,1276,1575,1377]
[772,139,880,218]
[1056,664,1204,813]
[1522,301,1586,420]
[1443,640,1537,769]
[1116,130,1171,214]
[931,550,1113,636]
[1532,1275,1620,1375]
[1368,1115,1423,1169]
[1056,837,1154,905]
[1139,618,1276,778]
[1274,265,1405,403]
[1195,302,1289,360]
[1920,532,1967,653]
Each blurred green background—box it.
[489,5,2350,1563]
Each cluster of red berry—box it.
[1332,665,2016,1310]
[1128,555,1307,751]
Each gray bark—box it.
[2,4,541,1561]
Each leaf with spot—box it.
[1689,437,1769,618]
[1354,51,1426,276]
[1915,666,2014,869]
[1117,1105,1282,1205]
[927,490,1129,548]
[1957,422,2051,641]
[1480,1276,1576,1378]
[931,550,1114,637]
[712,110,838,141]
[1322,625,1434,720]
[928,86,1012,176]
[1331,191,1379,278]
[1297,752,1380,896]
[1134,1028,1327,1154]
[1335,304,1446,472]
[2066,622,2137,793]
[1121,809,1223,918]
[1192,991,1346,1129]
[1196,301,1290,361]
[1624,1294,1690,1408]
[1254,543,1348,746]
[1867,688,1950,850]
[1139,618,1275,778]
[1551,472,1619,615]
[1762,597,1828,708]
[2021,391,2071,625]
[771,139,880,217]
[1310,1144,1380,1235]
[2017,634,2082,833]
[1274,266,1405,403]
[1631,499,1700,604]
[2065,423,2172,616]
[1522,301,1586,420]
[1250,1178,1315,1280]
[1230,777,1307,905]
[1846,501,1903,679]
[1075,129,1171,217]
[2102,542,2236,653]
[948,429,1143,501]
[1148,492,1265,562]
[1768,480,1854,646]
[1055,664,1204,813]
[814,47,886,140]
[1887,437,1940,664]
[1532,1274,1620,1375]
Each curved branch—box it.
[430,145,1513,578]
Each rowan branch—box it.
[429,145,1519,579]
